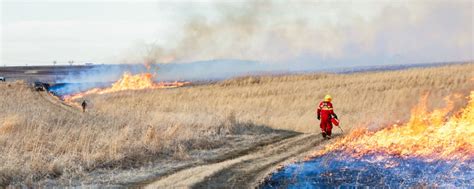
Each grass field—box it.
[0,82,276,186]
[0,63,473,186]
[91,63,474,133]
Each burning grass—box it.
[263,91,473,187]
[309,91,473,161]
[85,63,474,133]
[63,72,189,102]
[0,63,473,186]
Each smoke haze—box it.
[11,1,470,95]
[123,0,473,66]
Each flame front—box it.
[64,72,189,101]
[107,73,156,91]
[310,91,474,161]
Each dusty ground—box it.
[144,133,342,188]
[39,132,298,188]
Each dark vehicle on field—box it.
[33,81,50,91]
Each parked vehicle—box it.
[0,76,5,82]
[33,81,50,91]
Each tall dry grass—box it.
[0,63,473,185]
[91,63,474,132]
[0,82,272,186]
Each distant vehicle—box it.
[33,81,50,91]
[0,77,5,82]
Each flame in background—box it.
[64,72,189,101]
[309,91,474,161]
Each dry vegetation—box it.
[0,63,473,186]
[92,63,474,133]
[0,82,275,186]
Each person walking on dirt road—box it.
[81,100,87,113]
[316,95,338,139]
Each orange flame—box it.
[64,72,189,101]
[309,91,474,161]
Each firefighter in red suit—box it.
[316,95,338,139]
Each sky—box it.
[1,0,473,67]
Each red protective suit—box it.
[316,101,335,136]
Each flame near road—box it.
[264,92,473,187]
[64,72,189,101]
[309,91,473,161]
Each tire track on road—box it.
[145,133,335,188]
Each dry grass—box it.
[0,82,272,186]
[92,63,474,132]
[0,63,473,186]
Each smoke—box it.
[50,64,150,96]
[49,60,270,95]
[123,0,472,66]
[50,1,473,95]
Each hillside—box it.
[0,63,473,186]
[89,63,474,132]
[0,82,283,186]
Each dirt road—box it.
[145,133,336,188]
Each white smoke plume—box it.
[49,0,473,96]
[123,0,473,66]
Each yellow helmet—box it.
[324,95,332,102]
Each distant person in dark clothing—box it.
[81,100,87,112]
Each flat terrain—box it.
[0,65,94,82]
[0,63,473,187]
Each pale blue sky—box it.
[1,0,473,66]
